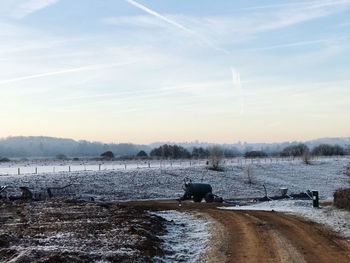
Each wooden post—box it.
[35,167,38,174]
[312,190,319,208]
[99,164,101,171]
[69,166,71,172]
[18,168,20,175]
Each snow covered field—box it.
[0,157,349,201]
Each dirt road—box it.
[127,200,350,263]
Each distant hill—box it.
[0,136,348,158]
[0,136,150,158]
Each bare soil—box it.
[2,199,350,263]
[0,199,166,263]
[127,200,350,263]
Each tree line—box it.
[98,143,349,161]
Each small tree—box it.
[344,162,350,177]
[56,154,68,160]
[136,150,148,159]
[208,146,224,171]
[101,151,114,159]
[245,165,255,185]
[244,151,268,158]
[302,148,311,165]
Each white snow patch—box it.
[152,210,210,263]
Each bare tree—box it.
[302,148,311,165]
[208,146,224,171]
[245,165,254,185]
[344,162,350,177]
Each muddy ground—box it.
[0,199,166,263]
[2,199,350,263]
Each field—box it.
[1,156,350,262]
[0,157,349,200]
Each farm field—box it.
[0,157,349,200]
[1,156,350,262]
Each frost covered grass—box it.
[0,157,348,201]
[153,211,209,263]
[223,200,350,240]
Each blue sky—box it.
[0,0,349,143]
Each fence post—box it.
[35,167,38,174]
[18,168,20,175]
[69,166,71,172]
[312,190,319,208]
[99,164,101,171]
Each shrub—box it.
[136,150,148,158]
[302,148,312,165]
[344,163,350,176]
[312,144,345,156]
[56,154,68,160]
[245,165,254,185]
[150,144,190,159]
[208,146,224,171]
[334,189,350,211]
[100,151,114,159]
[244,151,267,158]
[280,144,309,157]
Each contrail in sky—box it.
[0,61,135,85]
[125,0,229,54]
[231,68,244,114]
[125,0,194,34]
[125,0,243,113]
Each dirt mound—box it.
[334,188,350,210]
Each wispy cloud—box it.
[10,0,60,19]
[250,36,350,51]
[124,0,230,54]
[0,61,136,85]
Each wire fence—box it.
[0,156,347,176]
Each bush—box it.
[302,148,312,165]
[0,157,10,162]
[100,151,114,159]
[191,147,209,158]
[244,151,267,158]
[56,154,68,160]
[136,150,148,158]
[150,144,190,159]
[312,144,345,156]
[280,144,309,157]
[208,146,224,171]
[334,189,350,211]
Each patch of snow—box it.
[152,210,210,263]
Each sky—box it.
[0,0,349,144]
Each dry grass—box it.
[334,188,350,211]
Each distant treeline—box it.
[133,143,349,160]
[0,136,148,158]
[0,136,349,159]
